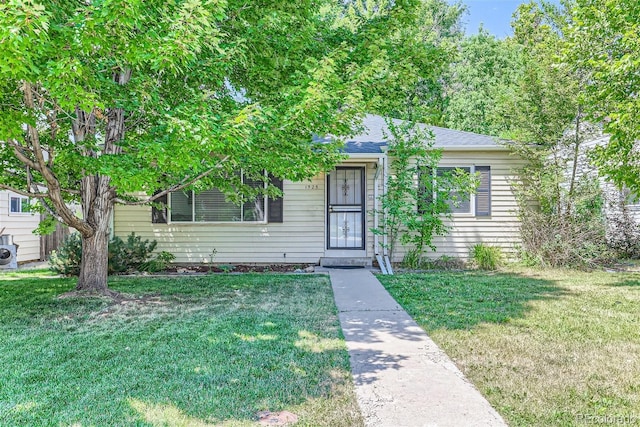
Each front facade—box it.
[113,115,524,265]
[0,190,41,262]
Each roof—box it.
[340,114,505,154]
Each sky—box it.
[459,0,560,38]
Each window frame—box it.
[168,175,269,225]
[420,165,491,217]
[9,195,30,215]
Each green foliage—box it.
[217,264,235,273]
[372,118,477,263]
[0,0,439,291]
[402,249,423,270]
[336,0,466,124]
[565,0,640,195]
[470,243,503,270]
[145,251,177,273]
[49,233,83,276]
[32,215,57,236]
[50,233,174,276]
[504,2,613,268]
[108,233,158,274]
[401,252,466,270]
[443,29,523,136]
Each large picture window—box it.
[152,175,283,225]
[170,176,266,223]
[420,165,491,217]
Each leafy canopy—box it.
[0,0,427,212]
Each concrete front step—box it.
[320,257,372,268]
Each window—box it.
[419,165,491,216]
[163,174,284,224]
[9,196,30,214]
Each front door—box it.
[327,167,365,249]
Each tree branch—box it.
[0,184,48,198]
[9,139,39,170]
[21,81,92,235]
[113,156,231,205]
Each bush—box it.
[519,210,613,268]
[400,252,466,270]
[141,251,176,273]
[50,233,174,276]
[470,243,503,270]
[49,233,83,276]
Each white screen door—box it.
[327,167,365,249]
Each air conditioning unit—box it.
[0,234,17,270]
[0,245,17,269]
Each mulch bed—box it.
[164,264,311,274]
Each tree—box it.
[443,28,522,136]
[0,0,428,294]
[565,0,640,194]
[505,1,610,267]
[372,119,476,266]
[346,0,466,124]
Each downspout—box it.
[374,157,382,257]
[382,151,389,258]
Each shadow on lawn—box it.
[0,274,363,427]
[379,271,566,332]
[607,277,640,287]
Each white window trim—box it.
[431,165,484,217]
[9,195,31,216]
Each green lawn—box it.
[0,271,363,426]
[378,268,640,427]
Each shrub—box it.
[401,249,422,269]
[401,252,466,270]
[108,233,158,273]
[141,251,176,273]
[519,210,613,268]
[49,233,83,276]
[470,243,503,270]
[50,233,174,276]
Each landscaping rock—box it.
[304,266,315,273]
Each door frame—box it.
[326,166,366,250]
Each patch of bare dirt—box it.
[256,411,298,426]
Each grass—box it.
[378,268,640,427]
[0,270,363,426]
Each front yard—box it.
[0,271,362,426]
[378,268,640,426]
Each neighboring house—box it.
[113,114,524,265]
[580,134,640,220]
[0,190,41,263]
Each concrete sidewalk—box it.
[329,268,507,427]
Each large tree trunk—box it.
[76,175,115,294]
[77,223,110,294]
[74,69,130,295]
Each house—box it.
[113,115,524,266]
[0,190,41,263]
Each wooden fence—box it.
[39,215,71,261]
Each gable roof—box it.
[342,114,506,154]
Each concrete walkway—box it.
[329,268,507,427]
